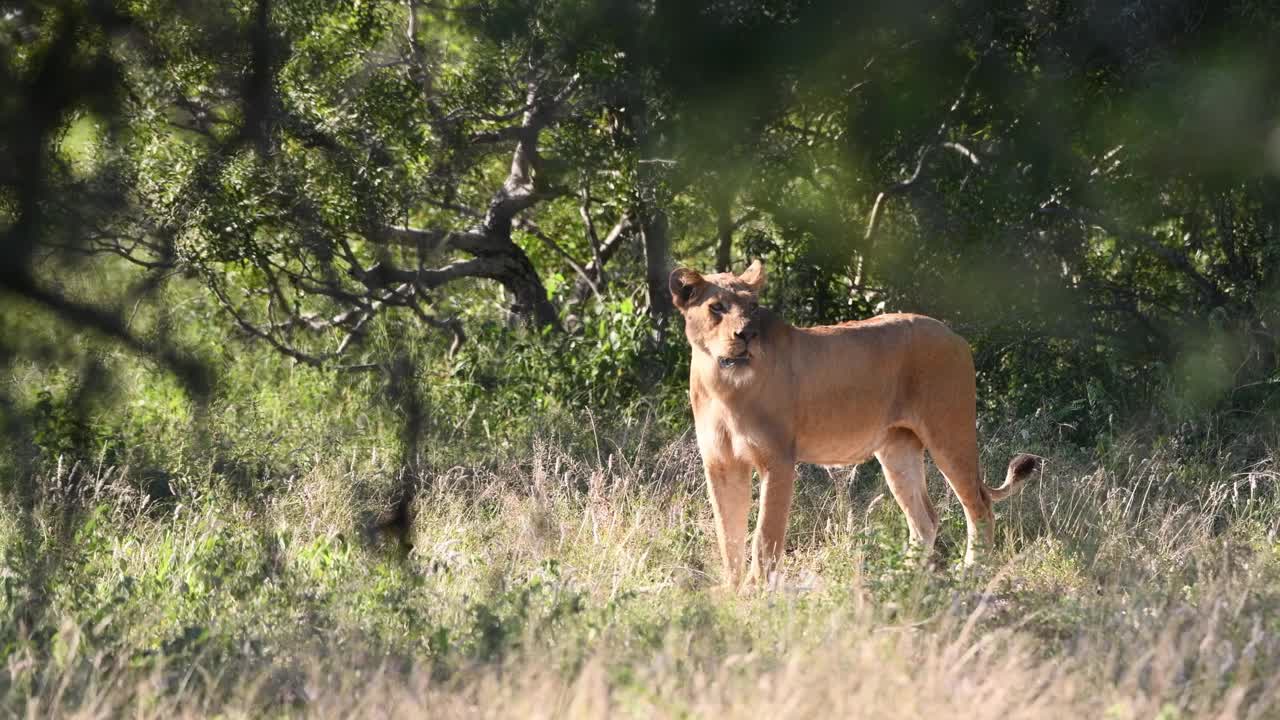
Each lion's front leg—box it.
[703,457,752,590]
[749,461,796,587]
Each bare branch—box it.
[46,230,174,271]
[382,226,496,255]
[860,45,991,256]
[207,274,329,368]
[590,214,632,273]
[420,198,481,219]
[939,141,980,166]
[573,213,634,300]
[364,256,508,290]
[413,310,466,357]
[580,192,604,287]
[470,126,528,144]
[383,225,452,252]
[514,218,600,301]
[863,141,981,242]
[483,73,581,230]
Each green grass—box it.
[3,415,1279,718]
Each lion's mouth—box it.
[718,355,749,369]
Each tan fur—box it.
[670,260,1042,590]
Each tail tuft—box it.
[987,453,1044,501]
[1009,453,1042,479]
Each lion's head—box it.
[669,260,767,372]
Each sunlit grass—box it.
[3,420,1279,718]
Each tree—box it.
[9,0,1280,428]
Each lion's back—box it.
[803,313,967,356]
[794,311,975,413]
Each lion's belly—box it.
[794,425,888,465]
[788,377,901,465]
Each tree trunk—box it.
[642,208,672,323]
[713,191,733,273]
[498,244,561,330]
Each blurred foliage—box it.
[4,0,1280,472]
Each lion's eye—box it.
[710,302,726,315]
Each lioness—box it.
[670,260,1041,589]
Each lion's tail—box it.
[986,453,1043,502]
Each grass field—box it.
[4,410,1279,718]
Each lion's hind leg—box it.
[922,428,992,567]
[874,428,938,556]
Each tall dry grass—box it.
[5,425,1280,718]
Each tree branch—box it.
[579,191,606,289]
[573,213,634,301]
[864,141,982,242]
[363,256,509,290]
[1040,203,1232,308]
[514,217,601,301]
[382,226,497,255]
[470,126,529,144]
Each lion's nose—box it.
[734,327,757,343]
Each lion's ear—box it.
[669,268,705,311]
[739,259,765,292]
